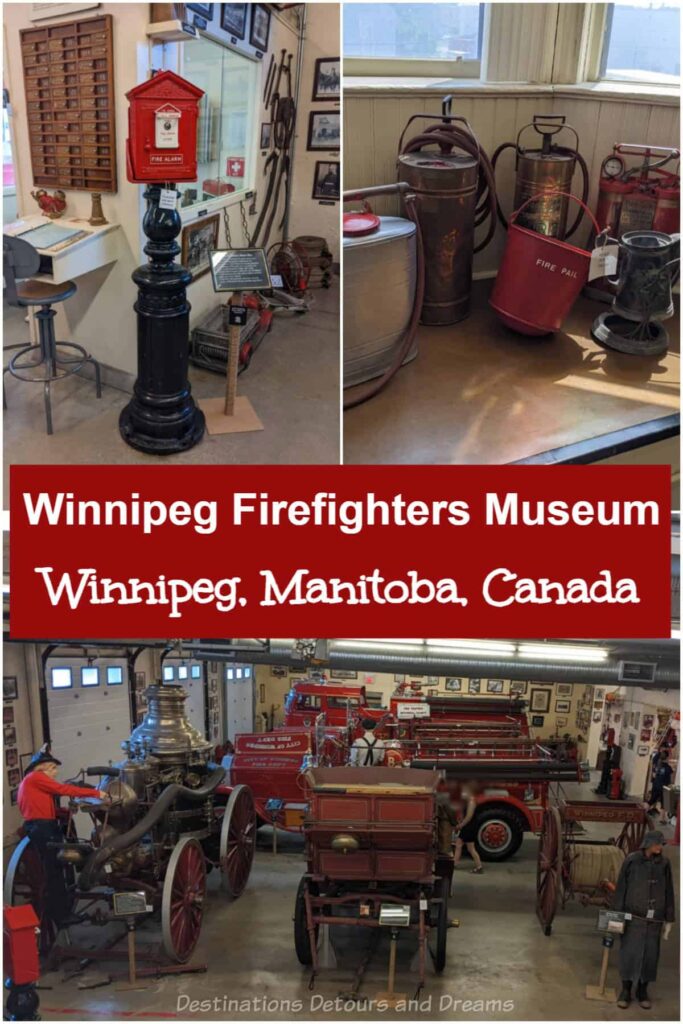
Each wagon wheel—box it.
[616,818,648,856]
[161,837,206,963]
[4,836,59,956]
[536,807,563,936]
[428,877,449,973]
[294,876,318,965]
[219,784,256,898]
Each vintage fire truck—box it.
[228,680,585,860]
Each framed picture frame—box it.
[8,768,21,788]
[5,748,18,768]
[312,57,340,101]
[640,728,652,742]
[643,714,654,729]
[445,678,461,692]
[330,670,358,680]
[187,3,214,19]
[627,733,635,750]
[3,705,14,724]
[468,679,481,694]
[4,725,17,745]
[307,110,340,152]
[312,161,339,201]
[3,676,18,701]
[394,674,406,684]
[135,672,146,690]
[181,214,220,282]
[530,689,551,714]
[592,712,602,722]
[260,122,272,150]
[555,699,571,714]
[556,717,568,728]
[249,3,270,51]
[259,684,265,703]
[509,680,527,695]
[486,679,504,694]
[221,3,247,38]
[637,745,649,756]
[556,683,573,696]
[531,715,545,728]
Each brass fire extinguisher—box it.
[492,114,589,239]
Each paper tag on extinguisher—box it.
[588,243,619,281]
[159,189,177,211]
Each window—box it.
[328,696,361,709]
[163,665,175,682]
[344,3,483,76]
[107,666,123,686]
[298,695,322,710]
[81,666,99,687]
[51,667,72,689]
[180,35,258,212]
[601,3,680,83]
[191,664,202,679]
[178,665,189,680]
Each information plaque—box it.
[210,248,272,292]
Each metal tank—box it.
[492,115,588,239]
[396,98,497,326]
[127,683,212,766]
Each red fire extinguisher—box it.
[609,766,624,801]
[595,143,680,237]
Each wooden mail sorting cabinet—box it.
[21,14,117,193]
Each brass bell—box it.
[331,833,360,854]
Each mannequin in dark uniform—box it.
[17,746,108,927]
[612,831,675,1009]
[595,728,621,795]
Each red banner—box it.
[9,464,670,639]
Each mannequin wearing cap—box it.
[612,830,675,1010]
[17,745,108,928]
[594,728,621,795]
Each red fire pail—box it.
[490,190,602,335]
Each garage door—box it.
[225,663,254,742]
[45,656,132,818]
[162,659,205,736]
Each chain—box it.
[222,205,232,249]
[240,200,252,247]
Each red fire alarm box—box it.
[4,905,40,985]
[126,69,204,184]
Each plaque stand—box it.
[199,291,264,435]
[119,184,205,454]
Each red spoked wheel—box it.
[616,818,648,856]
[536,807,563,936]
[267,241,311,296]
[220,784,256,898]
[4,836,59,955]
[161,837,206,963]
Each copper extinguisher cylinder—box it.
[397,152,479,324]
[513,150,577,237]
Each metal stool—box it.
[3,234,101,435]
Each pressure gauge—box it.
[602,155,625,179]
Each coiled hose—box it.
[78,766,225,890]
[343,183,426,410]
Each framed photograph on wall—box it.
[445,678,461,692]
[5,748,18,768]
[249,3,270,50]
[187,3,214,19]
[556,683,573,696]
[556,717,568,728]
[642,714,654,729]
[312,57,340,101]
[509,680,527,695]
[627,733,635,750]
[394,674,405,684]
[3,705,14,724]
[221,3,247,38]
[3,676,18,701]
[531,715,545,727]
[640,728,652,742]
[555,699,571,714]
[8,768,21,788]
[135,672,146,690]
[260,122,272,150]
[637,745,649,756]
[307,111,340,151]
[530,689,550,714]
[312,161,340,201]
[468,679,481,694]
[486,679,504,694]
[181,214,220,282]
[4,725,16,745]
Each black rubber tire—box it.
[430,877,449,973]
[294,876,318,965]
[474,807,525,862]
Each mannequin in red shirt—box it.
[17,746,108,928]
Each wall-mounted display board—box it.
[21,14,117,193]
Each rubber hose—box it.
[78,766,225,890]
[565,150,590,239]
[343,192,426,410]
[86,765,120,777]
[400,123,497,254]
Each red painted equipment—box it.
[609,766,624,801]
[490,191,602,335]
[126,70,204,184]
[4,904,41,1020]
[595,144,680,239]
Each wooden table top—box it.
[343,280,680,466]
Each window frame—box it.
[81,666,100,687]
[50,666,73,690]
[343,3,484,79]
[596,2,680,87]
[106,665,124,686]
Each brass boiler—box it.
[397,98,496,325]
[492,115,589,239]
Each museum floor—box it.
[32,777,679,1022]
[2,279,339,491]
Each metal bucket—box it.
[397,151,479,325]
[490,191,601,335]
[343,216,417,387]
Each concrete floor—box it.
[27,777,679,1022]
[3,281,339,491]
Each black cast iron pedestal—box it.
[119,184,205,454]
